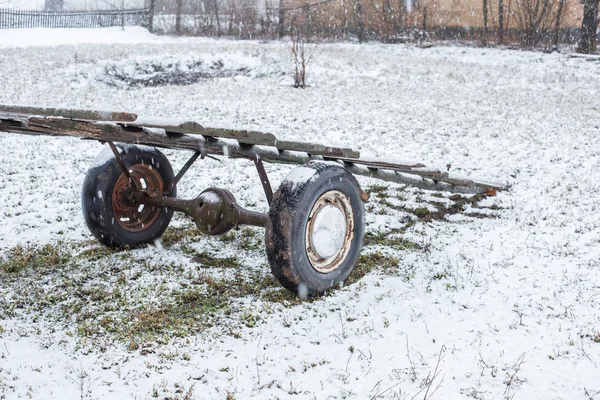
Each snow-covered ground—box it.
[0,26,170,48]
[1,27,599,400]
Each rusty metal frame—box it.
[135,188,267,235]
[107,141,142,191]
[0,105,507,195]
[253,157,274,205]
[167,151,202,193]
[104,142,275,231]
[104,145,269,233]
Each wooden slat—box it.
[276,140,359,158]
[0,105,137,122]
[334,156,427,170]
[18,117,207,152]
[127,119,278,146]
[0,115,507,193]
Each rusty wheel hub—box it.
[112,164,164,232]
[305,190,354,273]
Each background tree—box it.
[552,0,565,48]
[354,0,364,43]
[482,0,489,46]
[577,0,599,53]
[498,0,504,44]
[175,0,183,34]
[213,0,221,36]
[278,0,286,37]
[148,0,155,31]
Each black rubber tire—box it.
[266,161,365,297]
[81,144,176,248]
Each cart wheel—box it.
[81,144,176,248]
[266,161,365,297]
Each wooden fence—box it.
[0,8,149,29]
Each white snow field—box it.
[1,27,599,400]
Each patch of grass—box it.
[161,226,202,247]
[129,308,170,335]
[1,210,431,347]
[79,246,119,261]
[378,198,405,212]
[240,311,259,328]
[0,243,70,274]
[214,228,262,251]
[0,297,15,319]
[237,228,262,251]
[579,332,600,344]
[432,271,450,280]
[260,287,306,304]
[77,285,118,302]
[374,189,499,223]
[191,253,241,269]
[86,269,285,342]
[345,251,400,286]
[365,184,389,194]
[259,274,324,305]
[414,193,499,222]
[218,232,237,243]
[363,229,422,251]
[412,207,431,218]
[179,288,204,304]
[147,381,196,400]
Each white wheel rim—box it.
[306,190,354,273]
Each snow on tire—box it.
[266,161,365,297]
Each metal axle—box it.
[136,188,267,235]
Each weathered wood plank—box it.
[22,117,208,152]
[129,118,278,146]
[276,140,360,158]
[0,105,137,122]
[0,115,507,193]
[335,156,426,170]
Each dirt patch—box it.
[102,59,248,88]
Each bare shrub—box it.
[290,20,319,88]
[512,0,561,46]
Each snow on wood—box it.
[0,113,505,193]
[0,104,137,122]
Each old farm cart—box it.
[0,105,505,296]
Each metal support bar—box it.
[107,141,142,191]
[253,157,273,205]
[167,151,202,193]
